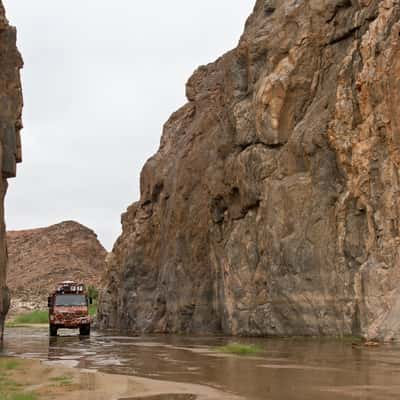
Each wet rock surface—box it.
[99,0,400,340]
[7,221,106,306]
[0,0,23,339]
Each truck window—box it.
[55,294,87,306]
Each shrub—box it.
[87,286,99,301]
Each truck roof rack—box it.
[56,281,86,294]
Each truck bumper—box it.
[51,318,91,329]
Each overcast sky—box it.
[3,0,255,250]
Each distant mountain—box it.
[7,221,106,297]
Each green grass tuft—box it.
[216,342,263,355]
[49,374,73,386]
[49,375,70,382]
[7,393,38,400]
[12,310,48,325]
[0,376,23,392]
[0,359,20,370]
[5,321,20,328]
[0,359,38,400]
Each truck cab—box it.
[48,281,92,337]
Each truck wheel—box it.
[79,324,90,336]
[49,324,58,337]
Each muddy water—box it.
[2,327,400,399]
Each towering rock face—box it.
[0,1,23,340]
[99,0,400,340]
[7,221,106,300]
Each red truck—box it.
[47,281,92,337]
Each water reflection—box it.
[3,327,400,400]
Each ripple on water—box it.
[6,327,400,400]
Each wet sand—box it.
[0,356,242,400]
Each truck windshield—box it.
[55,294,87,306]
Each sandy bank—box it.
[0,356,242,400]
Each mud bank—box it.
[0,356,241,400]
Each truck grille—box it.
[55,311,85,321]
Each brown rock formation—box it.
[7,221,106,302]
[0,1,23,340]
[99,0,400,340]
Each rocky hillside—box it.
[99,0,400,341]
[7,221,106,299]
[0,0,23,339]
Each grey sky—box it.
[3,1,255,250]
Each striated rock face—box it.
[0,0,23,340]
[7,221,106,303]
[99,0,400,340]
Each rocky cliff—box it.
[99,0,400,341]
[7,222,106,304]
[0,1,23,340]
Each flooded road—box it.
[2,327,400,399]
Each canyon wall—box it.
[0,1,23,340]
[99,0,400,341]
